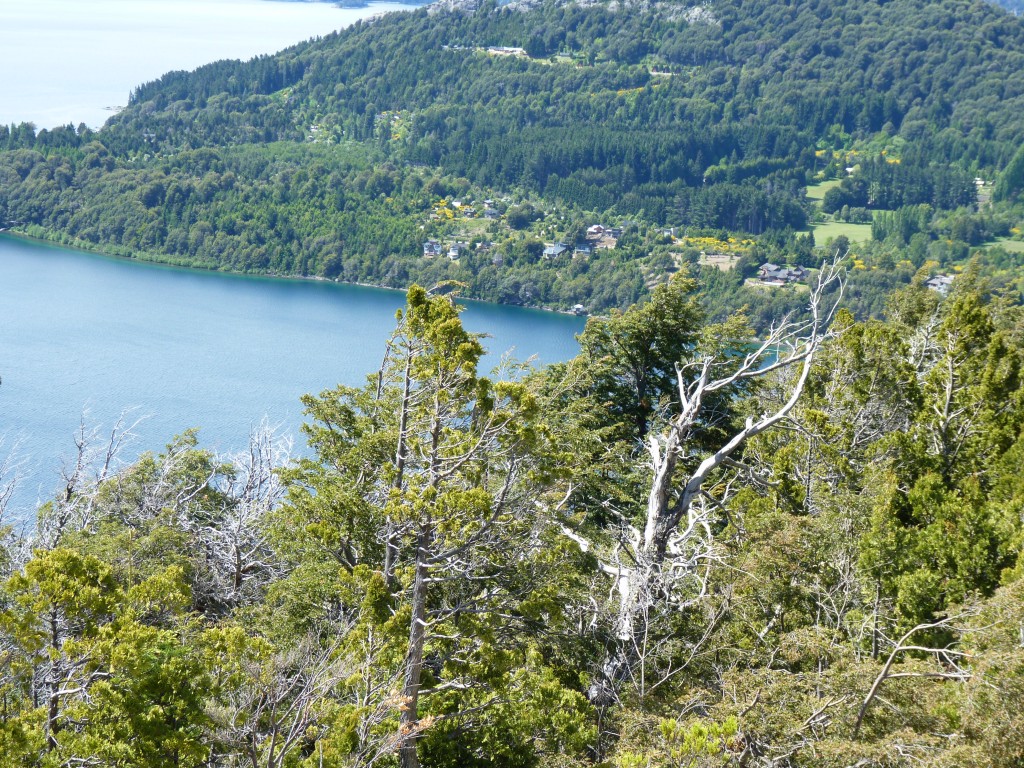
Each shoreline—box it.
[0,228,589,320]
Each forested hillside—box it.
[2,0,1024,318]
[2,271,1024,767]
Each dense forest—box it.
[2,269,1024,767]
[2,0,1024,319]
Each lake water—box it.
[0,0,584,519]
[0,0,421,129]
[0,235,585,518]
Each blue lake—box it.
[0,235,585,517]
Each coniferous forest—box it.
[4,0,1024,765]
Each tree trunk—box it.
[601,281,837,700]
[46,611,60,751]
[385,355,414,592]
[399,521,431,768]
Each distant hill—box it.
[2,0,1024,314]
[94,0,1024,229]
[110,0,1024,168]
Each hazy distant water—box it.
[0,236,584,518]
[0,0,419,128]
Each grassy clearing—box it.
[810,220,873,244]
[990,237,1024,253]
[698,252,740,271]
[806,179,842,202]
[743,278,810,293]
[452,219,495,238]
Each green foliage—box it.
[5,0,1024,753]
[3,274,1024,764]
[0,548,213,767]
[994,143,1024,202]
[575,271,704,442]
[615,716,739,767]
[269,285,594,766]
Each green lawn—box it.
[449,218,496,238]
[805,179,842,202]
[990,237,1024,253]
[810,220,873,244]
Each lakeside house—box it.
[448,242,469,260]
[586,224,620,250]
[758,263,807,284]
[543,243,569,259]
[924,274,954,296]
[589,224,618,250]
[423,239,470,260]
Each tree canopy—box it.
[2,274,1024,766]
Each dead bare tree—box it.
[37,410,144,547]
[191,422,290,613]
[0,436,22,523]
[562,260,845,700]
[0,436,28,576]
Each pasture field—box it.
[810,220,873,243]
[991,237,1024,253]
[805,179,842,202]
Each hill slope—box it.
[2,0,1024,313]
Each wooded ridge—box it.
[1,0,1024,323]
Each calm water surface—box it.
[0,0,420,128]
[0,236,584,517]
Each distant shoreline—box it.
[266,0,430,7]
[0,229,588,320]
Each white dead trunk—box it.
[575,261,845,698]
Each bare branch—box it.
[854,615,974,737]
